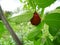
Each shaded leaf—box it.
[44,13,60,36]
[37,0,56,8]
[56,6,60,9]
[44,37,53,45]
[53,32,60,45]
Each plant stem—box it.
[41,8,45,21]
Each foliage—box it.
[44,13,60,36]
[1,0,60,45]
[22,0,56,10]
[4,11,12,18]
[0,21,6,38]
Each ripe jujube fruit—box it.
[30,11,41,26]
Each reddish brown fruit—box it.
[30,11,41,26]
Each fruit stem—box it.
[41,8,45,21]
[31,0,36,10]
[41,8,44,16]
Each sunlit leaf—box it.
[27,22,44,41]
[9,10,34,24]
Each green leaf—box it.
[50,9,60,14]
[37,0,56,8]
[9,10,34,24]
[44,13,60,36]
[27,0,36,9]
[20,0,22,2]
[34,39,40,45]
[27,22,44,41]
[44,37,53,45]
[56,6,60,9]
[0,22,6,38]
[26,0,56,9]
[53,32,60,45]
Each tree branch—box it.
[0,6,23,45]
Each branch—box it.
[0,6,23,45]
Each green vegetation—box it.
[0,0,60,45]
